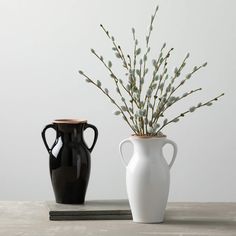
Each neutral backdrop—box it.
[0,0,235,202]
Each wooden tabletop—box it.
[0,202,235,236]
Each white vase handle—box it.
[119,138,132,168]
[163,139,178,169]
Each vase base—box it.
[55,200,85,205]
[133,218,164,224]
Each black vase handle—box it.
[41,124,58,154]
[83,123,98,152]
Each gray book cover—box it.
[47,199,132,221]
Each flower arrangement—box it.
[79,5,224,136]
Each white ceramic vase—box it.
[119,136,177,223]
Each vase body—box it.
[41,119,98,204]
[119,136,177,223]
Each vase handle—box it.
[83,123,98,153]
[163,139,178,169]
[41,124,58,154]
[119,138,132,168]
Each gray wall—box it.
[0,0,235,201]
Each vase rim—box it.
[53,119,87,124]
[131,134,167,139]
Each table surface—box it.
[0,202,236,236]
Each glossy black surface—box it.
[41,121,98,204]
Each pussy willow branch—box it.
[126,54,137,123]
[144,46,172,106]
[151,48,172,100]
[118,45,128,69]
[79,71,136,133]
[140,5,159,103]
[160,88,202,117]
[131,29,138,105]
[153,61,204,124]
[146,5,159,47]
[170,53,190,84]
[132,29,137,71]
[145,53,169,132]
[100,24,141,111]
[93,51,141,115]
[91,49,117,81]
[153,44,170,76]
[165,63,205,103]
[145,48,172,128]
[156,93,224,134]
[90,49,132,116]
[82,49,139,131]
[155,53,190,109]
[138,59,143,102]
[149,55,170,126]
[100,24,128,69]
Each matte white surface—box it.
[120,137,177,223]
[0,0,235,201]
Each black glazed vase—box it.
[41,119,98,204]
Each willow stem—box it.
[156,93,224,134]
[80,72,137,133]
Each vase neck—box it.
[131,137,166,158]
